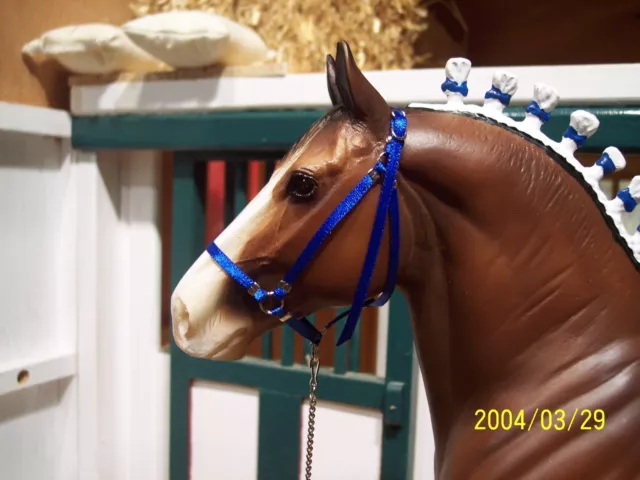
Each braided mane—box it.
[408,58,640,270]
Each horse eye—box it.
[286,171,318,200]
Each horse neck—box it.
[397,110,640,455]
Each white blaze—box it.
[171,168,283,358]
[170,147,307,359]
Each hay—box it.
[129,0,432,73]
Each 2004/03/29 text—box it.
[474,408,605,431]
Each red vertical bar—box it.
[247,160,266,200]
[206,161,226,242]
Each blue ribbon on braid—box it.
[484,86,512,106]
[563,126,587,148]
[441,78,469,96]
[525,101,551,123]
[596,152,617,176]
[617,188,637,213]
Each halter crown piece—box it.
[207,110,407,346]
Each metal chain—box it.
[304,342,321,480]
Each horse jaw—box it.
[170,174,280,361]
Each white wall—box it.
[77,150,170,480]
[0,119,78,480]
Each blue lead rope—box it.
[206,109,407,346]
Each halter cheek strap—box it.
[206,109,407,346]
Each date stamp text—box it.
[474,408,605,431]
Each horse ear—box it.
[334,41,389,136]
[326,54,342,106]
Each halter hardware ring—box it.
[390,110,407,141]
[248,280,292,319]
[258,292,285,315]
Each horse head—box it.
[171,42,404,359]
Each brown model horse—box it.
[170,41,640,478]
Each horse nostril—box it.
[171,294,191,338]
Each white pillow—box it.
[23,23,164,75]
[122,11,230,69]
[210,13,272,67]
[122,10,271,69]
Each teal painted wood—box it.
[262,333,273,360]
[348,316,361,373]
[169,354,191,480]
[72,110,326,150]
[281,326,294,366]
[172,348,386,409]
[258,390,301,480]
[333,311,348,374]
[232,161,247,217]
[72,106,640,151]
[381,292,415,480]
[301,314,316,363]
[169,153,207,480]
[171,155,205,289]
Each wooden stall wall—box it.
[0,0,133,109]
[0,112,77,479]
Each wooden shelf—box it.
[0,353,76,396]
[0,101,71,138]
[70,63,640,116]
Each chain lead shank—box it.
[304,343,321,480]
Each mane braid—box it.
[407,57,640,272]
[406,106,640,271]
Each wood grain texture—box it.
[0,0,134,109]
[458,0,640,66]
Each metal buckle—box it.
[368,168,381,182]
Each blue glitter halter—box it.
[206,109,407,346]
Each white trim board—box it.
[70,63,640,116]
[0,353,76,397]
[0,102,71,138]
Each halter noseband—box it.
[206,109,407,346]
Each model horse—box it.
[171,41,640,478]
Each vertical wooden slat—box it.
[257,390,301,480]
[317,309,336,368]
[246,160,266,359]
[261,335,273,360]
[248,160,266,197]
[265,159,276,180]
[333,308,348,374]
[380,292,415,480]
[280,327,294,366]
[348,317,361,373]
[205,161,226,242]
[160,152,174,348]
[301,314,316,365]
[169,153,206,480]
[223,161,235,227]
[359,308,379,374]
[232,160,247,217]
